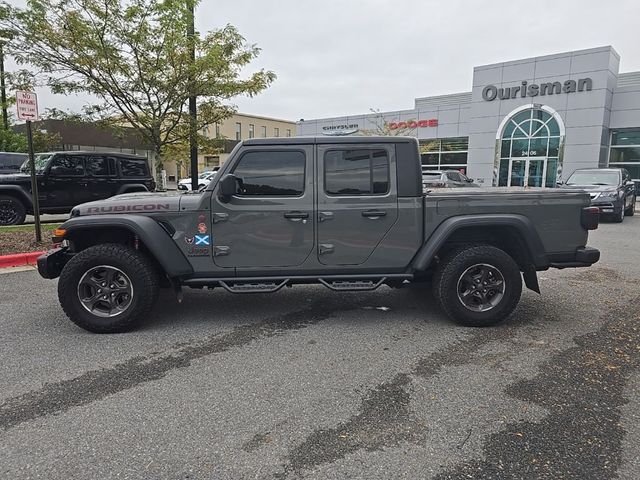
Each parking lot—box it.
[0,214,639,479]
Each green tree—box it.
[0,125,61,152]
[0,0,275,178]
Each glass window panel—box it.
[529,138,548,157]
[609,146,640,163]
[511,139,529,157]
[547,118,560,136]
[120,158,149,177]
[233,151,305,196]
[50,155,85,176]
[419,140,440,153]
[512,110,531,124]
[501,140,511,157]
[527,159,545,187]
[611,163,640,179]
[512,121,530,137]
[421,153,439,166]
[510,160,526,186]
[86,156,111,176]
[532,109,551,123]
[503,121,516,138]
[372,149,390,194]
[324,149,389,196]
[546,158,558,187]
[441,137,469,151]
[498,159,509,186]
[548,137,560,157]
[440,152,468,165]
[611,129,640,146]
[530,120,548,137]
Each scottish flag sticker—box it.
[195,234,210,246]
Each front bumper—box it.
[548,246,601,269]
[591,198,622,214]
[37,247,72,279]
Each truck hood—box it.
[0,173,31,183]
[73,191,184,216]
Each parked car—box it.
[561,167,636,223]
[177,168,219,191]
[422,169,479,189]
[0,152,28,175]
[38,136,600,333]
[0,151,155,225]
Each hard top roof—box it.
[241,136,417,146]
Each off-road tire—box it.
[58,244,159,333]
[624,195,636,216]
[0,195,27,225]
[433,245,522,327]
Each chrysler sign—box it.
[482,78,593,101]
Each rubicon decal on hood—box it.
[86,204,171,213]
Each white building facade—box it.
[297,46,640,187]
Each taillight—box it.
[581,206,599,230]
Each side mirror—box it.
[556,181,564,187]
[626,181,635,187]
[465,178,474,183]
[218,174,240,202]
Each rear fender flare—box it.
[411,214,547,271]
[60,214,193,278]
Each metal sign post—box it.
[16,91,41,241]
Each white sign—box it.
[16,91,39,121]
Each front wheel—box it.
[612,206,624,223]
[433,246,522,327]
[624,195,636,216]
[58,244,159,333]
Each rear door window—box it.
[119,157,149,177]
[86,156,114,176]
[324,149,389,195]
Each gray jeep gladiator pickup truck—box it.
[37,136,600,333]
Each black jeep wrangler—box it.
[0,151,155,225]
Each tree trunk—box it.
[154,144,164,191]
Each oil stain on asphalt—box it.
[0,300,353,431]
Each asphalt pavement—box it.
[0,215,639,479]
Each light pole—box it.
[187,1,198,191]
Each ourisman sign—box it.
[482,78,593,101]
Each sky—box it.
[6,0,640,122]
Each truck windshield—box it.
[20,154,54,174]
[566,171,619,186]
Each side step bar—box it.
[182,274,413,293]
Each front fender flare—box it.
[411,214,547,271]
[0,185,33,209]
[60,215,193,278]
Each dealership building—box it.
[297,46,640,187]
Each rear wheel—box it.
[58,244,159,333]
[0,195,26,225]
[624,195,636,216]
[433,246,522,327]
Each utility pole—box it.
[187,0,198,191]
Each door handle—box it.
[284,211,309,220]
[362,210,387,218]
[318,211,333,222]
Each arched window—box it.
[495,106,564,187]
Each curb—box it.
[0,251,46,269]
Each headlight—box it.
[598,191,618,199]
